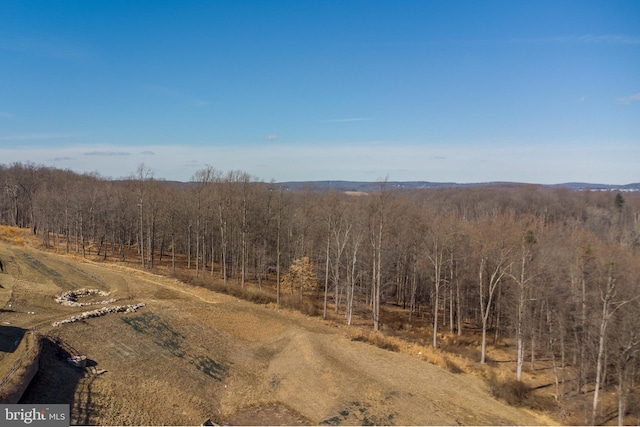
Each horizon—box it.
[5,161,640,189]
[1,1,639,184]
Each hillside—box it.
[0,240,552,426]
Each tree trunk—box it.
[456,260,462,336]
[172,233,176,274]
[323,232,330,319]
[516,284,525,381]
[139,199,144,268]
[276,220,280,306]
[592,310,607,425]
[346,238,359,326]
[592,265,618,425]
[433,259,440,348]
[618,367,627,426]
[479,257,488,364]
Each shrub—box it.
[349,330,400,352]
[244,288,275,305]
[278,295,318,316]
[487,373,531,406]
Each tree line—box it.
[2,161,640,424]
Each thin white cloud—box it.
[50,157,73,161]
[617,93,640,105]
[0,35,94,59]
[321,118,375,123]
[572,34,640,45]
[84,151,131,156]
[0,111,16,120]
[510,34,640,45]
[0,132,84,141]
[140,150,156,155]
[139,85,209,108]
[266,134,278,141]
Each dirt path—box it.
[1,243,551,425]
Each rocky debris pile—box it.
[55,288,116,306]
[52,303,146,327]
[67,355,87,368]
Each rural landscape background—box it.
[1,1,639,425]
[0,161,639,425]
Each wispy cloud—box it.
[266,134,278,141]
[140,150,155,155]
[0,35,94,59]
[617,93,640,105]
[139,85,209,108]
[0,111,16,120]
[510,34,640,45]
[321,118,375,123]
[577,34,640,45]
[0,132,84,141]
[50,157,73,161]
[84,151,131,156]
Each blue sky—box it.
[1,1,639,184]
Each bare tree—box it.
[609,294,640,426]
[369,179,392,331]
[473,214,514,364]
[591,251,640,424]
[346,215,364,326]
[191,166,216,277]
[506,224,538,381]
[273,184,290,306]
[136,163,152,268]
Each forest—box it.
[1,161,640,425]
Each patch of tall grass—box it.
[175,271,319,316]
[345,327,473,374]
[0,225,25,245]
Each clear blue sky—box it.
[1,0,639,184]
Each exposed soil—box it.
[0,241,553,425]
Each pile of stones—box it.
[55,288,116,306]
[52,303,146,327]
[67,355,87,368]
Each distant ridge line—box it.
[276,181,640,192]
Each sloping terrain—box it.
[0,242,550,425]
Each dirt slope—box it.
[0,242,549,425]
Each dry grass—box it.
[0,226,44,248]
[345,327,475,375]
[0,225,25,246]
[176,271,321,317]
[340,318,564,419]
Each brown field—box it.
[0,233,557,426]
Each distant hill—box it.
[142,179,640,193]
[277,181,640,192]
[549,182,640,191]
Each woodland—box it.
[1,161,640,425]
